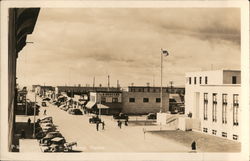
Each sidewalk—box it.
[19,139,41,152]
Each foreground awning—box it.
[97,104,110,109]
[85,101,96,109]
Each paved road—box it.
[33,94,189,152]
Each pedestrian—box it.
[191,141,196,151]
[125,120,128,126]
[43,109,47,115]
[27,118,31,126]
[21,129,25,139]
[102,121,105,130]
[96,122,99,131]
[118,121,122,129]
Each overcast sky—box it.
[17,8,240,88]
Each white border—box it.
[0,1,249,161]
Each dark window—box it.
[204,93,208,120]
[205,76,208,84]
[112,98,118,103]
[156,98,161,103]
[233,94,239,126]
[203,128,208,133]
[212,93,217,122]
[222,94,227,124]
[129,98,135,103]
[199,77,202,84]
[232,76,237,84]
[222,132,227,138]
[194,77,197,84]
[212,130,217,135]
[143,98,149,103]
[101,97,106,103]
[233,135,238,140]
[189,77,191,85]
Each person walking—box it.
[118,121,122,129]
[102,121,105,130]
[21,129,26,139]
[191,141,197,152]
[27,118,31,127]
[96,121,99,131]
[43,109,47,115]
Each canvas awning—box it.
[97,103,110,109]
[85,101,96,109]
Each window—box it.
[112,98,118,103]
[199,77,202,84]
[129,98,135,103]
[222,94,227,124]
[189,77,191,85]
[204,93,208,120]
[233,94,239,126]
[101,97,106,103]
[205,76,208,84]
[222,132,227,138]
[232,76,237,84]
[212,93,217,122]
[233,135,238,140]
[203,128,208,133]
[212,130,217,135]
[194,77,197,84]
[143,98,149,103]
[156,98,161,103]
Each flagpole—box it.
[160,49,163,113]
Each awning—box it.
[97,103,110,109]
[85,101,96,109]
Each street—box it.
[32,94,189,152]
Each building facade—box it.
[86,91,123,115]
[185,70,241,141]
[122,86,170,114]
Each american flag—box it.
[161,49,169,56]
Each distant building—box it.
[185,70,241,141]
[122,86,170,114]
[85,91,123,115]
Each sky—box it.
[16,8,241,88]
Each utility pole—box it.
[33,92,37,138]
[108,75,110,91]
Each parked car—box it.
[113,113,129,120]
[43,137,77,152]
[36,131,47,140]
[68,109,83,115]
[89,116,101,123]
[42,101,47,107]
[40,132,63,146]
[43,98,51,101]
[147,113,157,120]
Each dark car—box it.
[147,113,157,120]
[43,98,51,101]
[42,101,47,107]
[113,113,129,120]
[36,131,47,140]
[68,109,83,115]
[40,132,63,146]
[89,116,101,123]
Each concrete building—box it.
[184,70,241,141]
[8,8,40,151]
[122,86,170,114]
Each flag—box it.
[161,49,169,56]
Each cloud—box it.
[17,8,241,87]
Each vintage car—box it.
[42,101,47,107]
[68,109,83,115]
[43,137,77,152]
[113,113,129,120]
[42,97,51,101]
[40,132,63,146]
[147,113,157,120]
[89,116,101,124]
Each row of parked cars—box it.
[35,116,77,152]
[57,103,83,115]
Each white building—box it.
[184,70,241,142]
